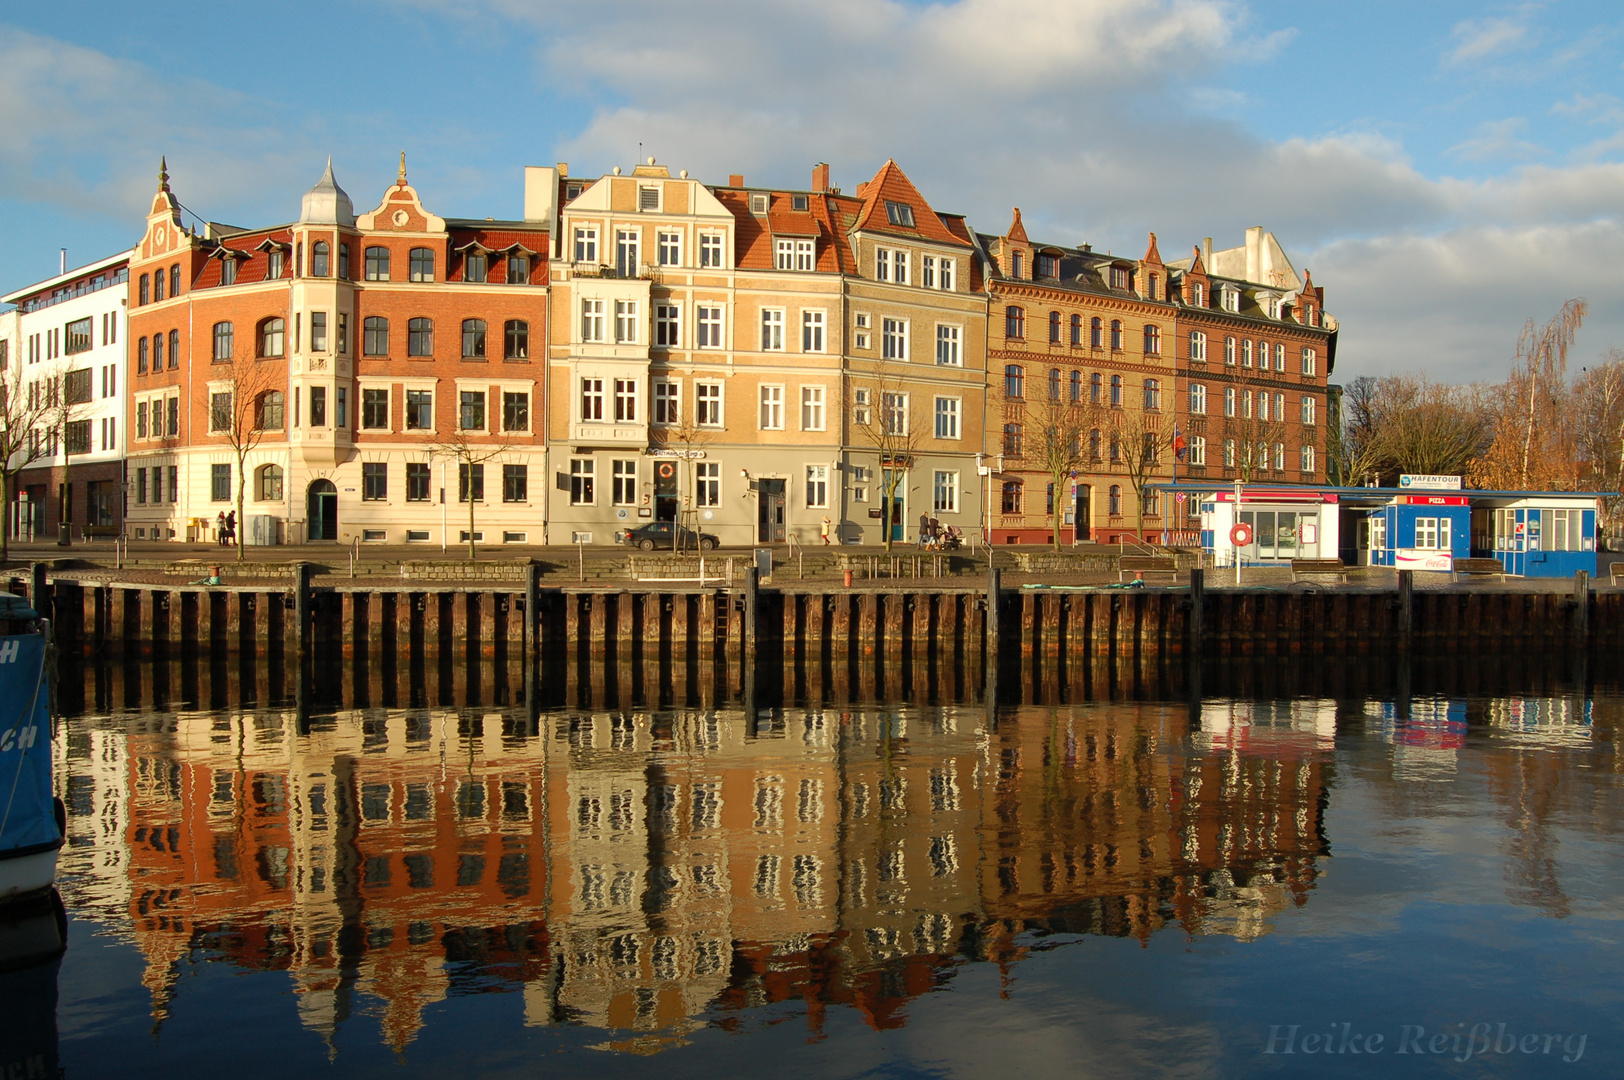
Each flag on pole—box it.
[1173,425,1188,461]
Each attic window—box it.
[638,185,660,211]
[1036,254,1057,278]
[566,183,583,201]
[750,194,769,215]
[1110,266,1131,291]
[791,194,809,212]
[1222,287,1240,313]
[884,201,915,227]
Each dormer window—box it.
[884,201,915,227]
[267,249,284,280]
[1222,287,1239,312]
[1011,252,1023,279]
[566,183,584,201]
[220,256,238,286]
[749,193,768,215]
[1147,273,1158,300]
[1036,254,1057,278]
[791,194,809,211]
[1110,266,1131,291]
[1190,282,1204,306]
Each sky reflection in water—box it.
[28,691,1624,1078]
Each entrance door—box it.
[654,459,678,522]
[1075,485,1092,541]
[307,479,338,541]
[757,479,786,542]
[882,469,906,543]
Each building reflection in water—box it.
[56,701,1342,1054]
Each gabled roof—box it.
[850,160,971,247]
[1143,232,1162,265]
[1006,207,1029,245]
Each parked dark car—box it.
[616,521,720,551]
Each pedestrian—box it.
[226,510,237,547]
[216,511,227,547]
[821,516,832,546]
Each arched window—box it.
[256,391,285,430]
[1143,378,1161,410]
[1110,319,1122,350]
[153,270,165,303]
[170,265,180,296]
[212,321,233,362]
[258,317,285,358]
[311,241,330,277]
[1005,306,1025,339]
[1108,485,1121,515]
[504,319,529,360]
[1110,374,1123,406]
[338,243,350,278]
[462,318,487,359]
[365,246,391,281]
[1090,372,1102,403]
[1048,311,1061,343]
[257,463,284,501]
[1225,336,1237,365]
[1004,364,1025,398]
[1001,481,1023,514]
[410,247,435,282]
[1089,428,1101,461]
[152,333,165,370]
[1002,423,1023,456]
[168,329,180,369]
[1069,370,1082,401]
[1109,434,1121,463]
[1090,317,1102,348]
[1147,272,1158,300]
[137,337,149,374]
[408,317,433,357]
[1070,313,1082,345]
[363,317,388,356]
[1143,323,1160,355]
[139,274,150,306]
[1048,368,1062,400]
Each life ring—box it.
[1230,522,1254,546]
[657,462,675,479]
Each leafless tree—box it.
[1109,405,1174,541]
[208,349,282,560]
[1222,414,1290,483]
[1514,299,1587,489]
[650,404,714,553]
[430,427,515,560]
[849,362,927,552]
[1000,368,1099,548]
[0,353,73,561]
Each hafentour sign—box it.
[1399,474,1463,490]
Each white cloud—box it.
[1446,14,1532,66]
[1446,117,1547,162]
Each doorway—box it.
[1075,484,1092,541]
[882,469,906,543]
[654,459,678,522]
[307,479,338,541]
[757,478,786,542]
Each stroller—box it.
[937,524,963,551]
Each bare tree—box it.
[1222,414,1289,483]
[209,349,281,560]
[650,404,714,553]
[1001,369,1099,548]
[1514,300,1587,489]
[1109,405,1174,541]
[1570,352,1624,536]
[430,426,515,560]
[850,363,927,552]
[0,354,72,561]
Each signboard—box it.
[867,508,884,519]
[1399,474,1462,490]
[1401,495,1469,506]
[1395,550,1453,572]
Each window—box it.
[63,317,92,355]
[611,460,636,505]
[1143,324,1160,355]
[653,382,679,425]
[699,233,724,268]
[1089,372,1102,404]
[461,318,487,359]
[1243,389,1254,418]
[926,470,957,514]
[697,305,723,348]
[1222,336,1236,366]
[614,379,637,422]
[1223,438,1236,467]
[1275,343,1286,371]
[138,337,148,374]
[408,317,433,356]
[852,388,871,426]
[1189,331,1206,362]
[337,313,348,355]
[1001,481,1022,514]
[1005,306,1025,339]
[399,246,433,283]
[406,462,431,501]
[338,244,350,278]
[581,298,605,342]
[1224,387,1237,417]
[1003,422,1023,456]
[1110,320,1123,350]
[1274,442,1286,470]
[615,230,639,277]
[884,201,915,227]
[649,304,680,348]
[1110,266,1130,291]
[136,401,148,439]
[310,311,328,352]
[1242,340,1253,367]
[311,241,330,277]
[883,392,908,435]
[760,309,785,351]
[922,255,935,287]
[167,398,179,437]
[62,368,92,406]
[1004,364,1024,398]
[259,318,285,358]
[1301,396,1316,425]
[580,377,604,421]
[459,390,486,431]
[655,230,681,267]
[365,246,390,281]
[1048,311,1062,343]
[696,382,722,425]
[1300,444,1316,473]
[1190,435,1207,466]
[695,462,721,506]
[209,392,232,432]
[503,319,529,360]
[1302,347,1317,376]
[1011,252,1023,279]
[309,386,327,426]
[1110,374,1123,406]
[759,385,784,429]
[153,271,164,302]
[802,310,825,352]
[458,463,485,502]
[362,388,389,429]
[1190,383,1207,414]
[1144,380,1162,410]
[497,391,527,432]
[776,239,815,271]
[257,390,284,430]
[139,274,150,305]
[464,250,488,283]
[503,464,528,503]
[506,252,529,283]
[1258,393,1270,421]
[1108,485,1121,515]
[614,300,639,343]
[934,396,960,439]
[574,227,598,264]
[167,328,179,369]
[1222,287,1239,312]
[406,389,433,429]
[801,385,825,430]
[1089,317,1103,348]
[259,464,283,501]
[1275,392,1286,420]
[362,316,388,356]
[211,464,231,502]
[362,462,388,501]
[570,459,594,504]
[806,465,828,508]
[881,318,908,360]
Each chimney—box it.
[523,166,558,224]
[1201,237,1212,268]
[812,163,830,193]
[60,249,66,275]
[729,174,744,189]
[1245,226,1263,284]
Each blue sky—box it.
[3,0,1621,382]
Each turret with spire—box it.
[300,157,356,227]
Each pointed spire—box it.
[1007,207,1028,244]
[397,151,408,187]
[1189,244,1207,275]
[1143,231,1162,265]
[158,156,170,193]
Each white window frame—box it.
[1301,444,1316,473]
[853,388,871,426]
[1190,383,1207,415]
[615,229,640,276]
[581,298,605,343]
[1189,435,1206,466]
[933,470,959,513]
[1224,387,1236,417]
[1223,438,1236,467]
[937,258,955,291]
[580,377,605,422]
[881,317,908,361]
[653,381,679,425]
[614,299,639,344]
[775,239,796,271]
[794,239,814,271]
[1225,336,1236,365]
[760,308,785,351]
[802,309,825,352]
[613,378,638,422]
[654,303,680,347]
[892,249,909,285]
[1273,441,1286,470]
[569,458,595,505]
[805,465,828,509]
[935,324,961,366]
[1275,343,1286,371]
[695,462,721,506]
[934,396,960,440]
[1189,331,1207,361]
[1242,339,1253,367]
[800,385,825,431]
[875,248,891,282]
[699,233,725,268]
[882,391,909,436]
[696,382,723,426]
[1415,516,1440,550]
[612,459,638,505]
[759,384,784,430]
[1301,347,1317,375]
[573,227,598,264]
[638,184,661,212]
[921,256,935,288]
[697,304,724,349]
[657,230,681,266]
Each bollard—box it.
[1397,569,1413,652]
[843,567,853,588]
